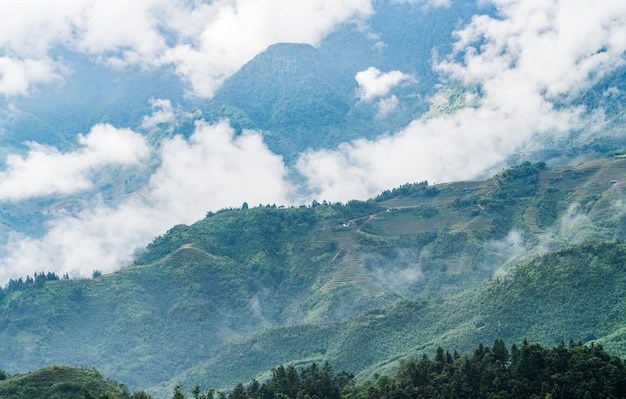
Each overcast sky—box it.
[0,0,625,282]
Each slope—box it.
[1,158,626,396]
[0,365,137,399]
[166,240,626,394]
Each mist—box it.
[0,0,625,283]
[0,120,293,283]
[297,0,626,202]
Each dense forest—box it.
[212,340,626,399]
[4,340,620,399]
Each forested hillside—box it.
[219,340,626,399]
[9,339,625,399]
[1,159,626,397]
[0,365,150,399]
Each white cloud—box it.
[140,98,176,130]
[297,105,567,202]
[0,57,60,97]
[377,95,400,116]
[437,0,626,99]
[0,124,149,200]
[355,67,412,101]
[0,120,293,283]
[148,120,293,222]
[0,197,162,282]
[489,230,527,269]
[161,0,375,97]
[0,0,375,97]
[297,0,626,203]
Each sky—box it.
[0,0,625,282]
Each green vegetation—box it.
[0,365,150,399]
[180,341,626,399]
[2,159,626,397]
[8,339,626,399]
[164,239,626,393]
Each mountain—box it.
[0,0,624,254]
[0,2,626,398]
[200,2,487,162]
[1,158,626,397]
[203,43,355,160]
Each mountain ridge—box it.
[1,157,626,397]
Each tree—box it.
[173,383,185,399]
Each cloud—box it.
[0,0,375,97]
[148,120,293,222]
[0,57,60,97]
[140,98,176,130]
[0,124,149,200]
[297,0,626,203]
[297,103,573,202]
[161,0,375,97]
[437,0,626,99]
[489,230,528,276]
[372,258,424,295]
[0,197,162,283]
[355,67,412,101]
[0,120,293,283]
[377,95,400,116]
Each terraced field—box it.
[321,252,384,296]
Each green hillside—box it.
[220,340,626,399]
[166,240,626,394]
[0,365,145,399]
[2,158,626,397]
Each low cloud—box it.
[373,262,424,296]
[0,120,293,283]
[355,67,412,101]
[489,230,528,277]
[297,0,626,203]
[148,120,293,222]
[542,204,608,250]
[0,124,149,200]
[140,98,176,130]
[0,57,60,97]
[297,104,573,203]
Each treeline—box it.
[4,340,624,399]
[353,339,626,399]
[172,362,352,399]
[376,181,438,201]
[183,340,626,399]
[0,271,63,296]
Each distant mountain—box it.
[200,1,487,162]
[4,50,188,147]
[2,158,626,397]
[204,43,355,160]
[0,0,623,245]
